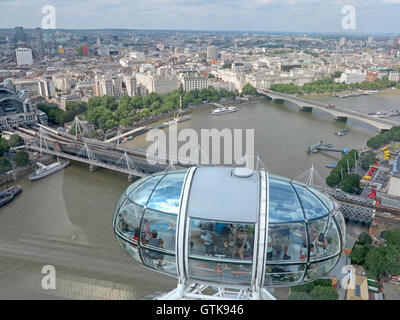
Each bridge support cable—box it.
[77,143,99,162]
[38,127,51,156]
[72,116,90,139]
[116,151,139,172]
[115,128,122,146]
[295,164,324,187]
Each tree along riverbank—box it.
[269,77,400,97]
[120,98,261,133]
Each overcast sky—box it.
[0,0,399,33]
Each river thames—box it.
[1,93,399,299]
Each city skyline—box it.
[0,0,400,33]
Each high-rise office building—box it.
[36,27,45,55]
[14,27,27,43]
[100,77,114,97]
[112,77,123,99]
[93,76,102,97]
[207,45,218,61]
[124,76,137,97]
[15,48,33,66]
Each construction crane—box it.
[384,35,400,66]
[388,35,400,58]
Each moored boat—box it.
[211,106,238,115]
[163,119,178,126]
[0,185,22,207]
[211,107,230,115]
[150,123,166,130]
[29,160,70,181]
[175,115,192,122]
[228,106,238,112]
[326,164,337,168]
[335,129,349,136]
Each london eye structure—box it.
[113,166,345,300]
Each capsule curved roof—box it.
[127,170,187,214]
[123,168,334,223]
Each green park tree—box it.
[8,134,24,147]
[341,174,361,194]
[0,137,10,157]
[0,157,12,174]
[66,101,88,115]
[86,88,240,129]
[310,286,338,300]
[350,244,370,265]
[383,228,400,251]
[241,83,258,96]
[326,171,341,187]
[360,151,377,170]
[288,291,311,300]
[357,232,372,246]
[333,71,342,78]
[365,245,400,277]
[14,151,29,167]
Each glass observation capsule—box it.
[113,166,345,288]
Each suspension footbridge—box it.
[18,124,186,179]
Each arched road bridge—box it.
[257,89,398,132]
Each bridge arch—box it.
[257,89,395,132]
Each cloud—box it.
[0,0,399,32]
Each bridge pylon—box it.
[72,116,89,139]
[77,143,99,162]
[38,127,51,156]
[116,151,139,172]
[295,164,324,187]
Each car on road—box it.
[328,104,336,109]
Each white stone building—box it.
[339,70,367,84]
[15,48,33,66]
[136,72,179,95]
[60,94,81,110]
[38,79,56,99]
[389,71,399,82]
[180,72,208,92]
